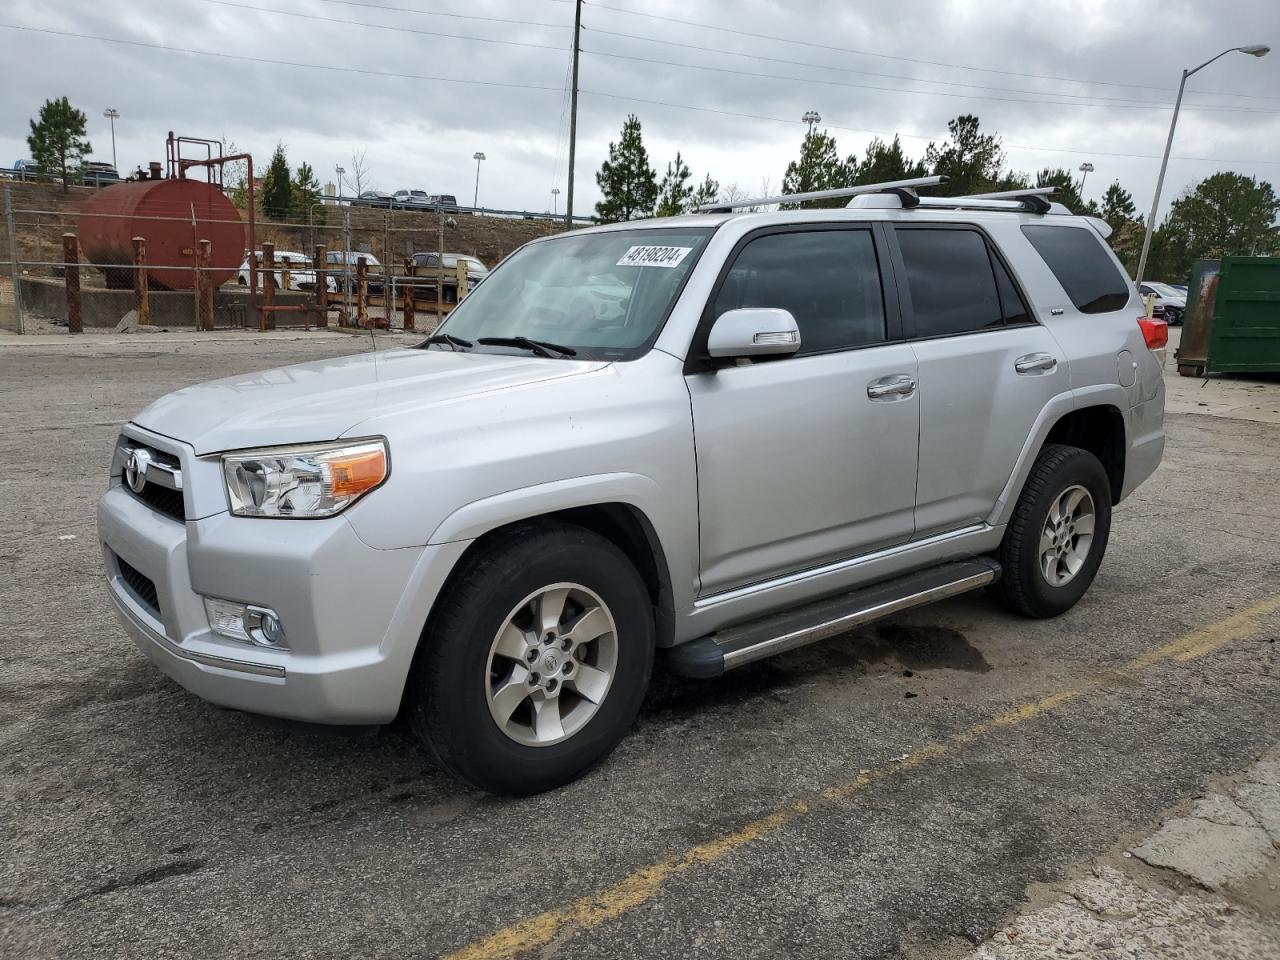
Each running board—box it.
[667,558,1000,678]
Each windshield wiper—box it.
[417,333,473,351]
[476,336,577,358]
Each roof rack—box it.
[695,175,946,213]
[936,186,1057,214]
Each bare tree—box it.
[350,147,372,196]
[717,176,775,213]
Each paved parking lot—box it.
[1,331,1278,958]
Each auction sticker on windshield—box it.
[616,245,693,268]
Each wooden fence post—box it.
[457,258,468,301]
[62,233,82,334]
[402,258,415,332]
[132,237,149,327]
[356,255,368,328]
[262,242,276,330]
[197,240,213,331]
[313,244,328,328]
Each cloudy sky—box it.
[3,0,1278,219]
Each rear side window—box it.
[713,229,886,354]
[1021,224,1130,314]
[896,228,1002,336]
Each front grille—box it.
[116,556,160,617]
[132,480,185,521]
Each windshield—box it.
[436,228,712,361]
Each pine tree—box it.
[1100,181,1137,234]
[261,144,292,220]
[925,115,1005,196]
[27,96,92,192]
[595,115,658,222]
[690,173,720,211]
[781,129,852,208]
[655,151,692,217]
[291,161,320,218]
[853,136,926,185]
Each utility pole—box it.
[565,0,582,228]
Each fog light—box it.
[203,597,288,648]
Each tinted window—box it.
[992,251,1032,325]
[897,228,1002,336]
[713,229,885,354]
[1021,224,1130,314]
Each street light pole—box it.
[472,151,486,209]
[1135,44,1269,286]
[1078,162,1094,200]
[103,108,119,171]
[551,187,561,216]
[335,164,346,201]
[802,110,821,136]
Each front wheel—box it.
[991,444,1112,618]
[407,522,655,795]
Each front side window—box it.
[897,228,1003,337]
[1021,224,1130,314]
[712,229,886,354]
[437,228,711,361]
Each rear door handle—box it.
[867,373,917,400]
[1015,353,1058,375]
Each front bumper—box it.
[97,427,469,724]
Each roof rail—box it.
[695,175,946,213]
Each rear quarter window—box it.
[1021,224,1130,314]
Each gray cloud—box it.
[3,0,1277,217]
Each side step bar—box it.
[668,558,1001,678]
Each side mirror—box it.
[706,308,801,359]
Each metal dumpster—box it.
[1177,256,1280,377]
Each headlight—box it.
[222,439,388,518]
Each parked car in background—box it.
[426,194,460,213]
[82,162,121,186]
[392,189,431,210]
[1139,281,1187,325]
[325,250,383,295]
[237,251,337,293]
[400,252,489,302]
[354,190,393,208]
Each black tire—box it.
[407,521,655,795]
[991,444,1112,619]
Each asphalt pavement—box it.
[1,331,1277,959]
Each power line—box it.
[0,22,566,92]
[199,0,566,50]
[295,0,565,29]
[578,88,1280,166]
[581,46,1280,115]
[583,0,1280,103]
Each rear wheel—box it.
[1177,363,1204,378]
[991,444,1112,618]
[408,522,654,795]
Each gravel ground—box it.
[0,332,1277,959]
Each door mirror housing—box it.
[706,308,802,359]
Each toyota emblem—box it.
[124,448,151,493]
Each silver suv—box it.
[97,179,1166,794]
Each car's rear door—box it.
[886,223,1068,538]
[685,223,920,596]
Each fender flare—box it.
[987,385,1130,528]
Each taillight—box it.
[1138,316,1168,350]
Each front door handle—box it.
[1015,353,1058,375]
[867,373,917,400]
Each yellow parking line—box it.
[442,596,1280,960]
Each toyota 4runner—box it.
[98,179,1166,794]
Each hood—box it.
[133,346,608,454]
